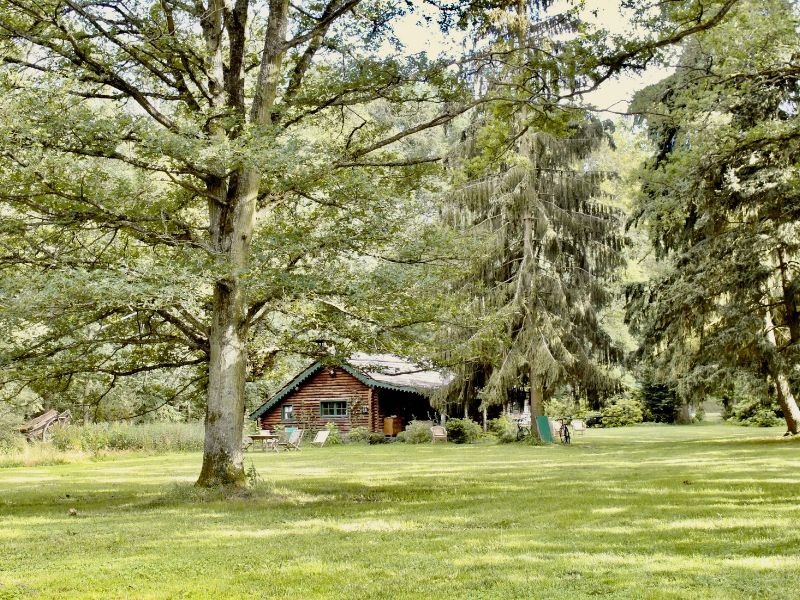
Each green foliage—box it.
[444,418,482,444]
[727,379,782,427]
[601,397,644,427]
[324,422,343,445]
[345,426,370,444]
[544,398,581,421]
[0,0,465,450]
[636,380,681,423]
[396,420,433,444]
[0,407,24,453]
[435,116,626,413]
[734,405,782,428]
[487,416,517,444]
[50,423,204,453]
[245,461,262,487]
[627,0,800,430]
[0,387,43,453]
[368,432,388,444]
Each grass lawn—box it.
[1,423,799,599]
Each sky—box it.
[392,0,674,114]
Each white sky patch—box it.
[577,0,674,114]
[391,0,674,113]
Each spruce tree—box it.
[437,116,625,420]
[627,0,800,433]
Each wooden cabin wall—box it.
[258,367,376,433]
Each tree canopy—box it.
[0,0,757,483]
[627,0,800,432]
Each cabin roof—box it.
[249,354,449,420]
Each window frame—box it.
[319,399,348,419]
[281,404,295,422]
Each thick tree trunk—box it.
[198,174,258,487]
[531,383,544,417]
[197,282,249,486]
[676,402,692,424]
[196,0,289,487]
[773,374,800,435]
[764,306,800,435]
[530,381,545,441]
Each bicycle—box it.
[516,421,531,441]
[555,417,571,445]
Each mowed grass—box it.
[1,424,799,599]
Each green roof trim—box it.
[249,361,426,421]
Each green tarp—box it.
[535,416,554,443]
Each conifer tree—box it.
[434,2,626,423]
[627,0,800,433]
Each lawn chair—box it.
[571,419,586,435]
[311,430,330,447]
[431,425,447,443]
[277,429,303,451]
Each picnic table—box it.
[248,433,281,451]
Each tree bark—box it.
[197,0,290,487]
[764,306,800,435]
[198,280,249,486]
[676,402,692,424]
[530,383,544,417]
[777,247,800,345]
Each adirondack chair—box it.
[277,429,303,451]
[570,419,586,435]
[311,430,330,447]
[431,425,447,443]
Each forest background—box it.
[0,0,797,485]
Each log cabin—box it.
[249,354,449,436]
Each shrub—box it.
[488,416,517,443]
[368,432,388,444]
[80,425,110,453]
[637,380,680,423]
[724,376,782,427]
[0,408,25,454]
[601,397,644,427]
[731,395,782,427]
[324,422,343,445]
[346,426,370,444]
[445,418,482,444]
[51,423,82,451]
[544,398,579,420]
[741,408,782,427]
[399,420,433,444]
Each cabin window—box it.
[281,404,294,421]
[320,400,347,418]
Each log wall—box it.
[258,367,376,433]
